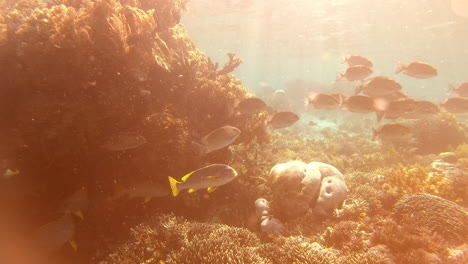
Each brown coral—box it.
[392,193,468,245]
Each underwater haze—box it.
[183,0,468,100]
[1,0,468,263]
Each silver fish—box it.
[168,164,238,196]
[395,62,438,79]
[193,126,241,155]
[235,97,267,115]
[268,111,299,129]
[36,213,76,252]
[101,131,147,151]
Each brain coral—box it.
[269,160,322,219]
[313,176,349,217]
[268,161,350,220]
[392,193,468,245]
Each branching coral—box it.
[99,214,266,264]
[256,236,340,264]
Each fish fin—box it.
[336,72,344,81]
[168,176,180,197]
[188,188,197,193]
[144,196,152,203]
[371,127,377,141]
[69,240,78,252]
[206,175,217,181]
[207,186,217,193]
[303,97,310,108]
[181,171,195,182]
[73,210,84,221]
[447,84,456,95]
[395,62,405,74]
[338,94,344,107]
[376,111,385,122]
[307,92,317,109]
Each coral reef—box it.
[371,218,451,264]
[402,112,467,155]
[268,160,348,219]
[100,214,265,264]
[1,1,467,263]
[313,176,349,217]
[268,160,322,219]
[392,193,468,245]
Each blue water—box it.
[182,0,468,102]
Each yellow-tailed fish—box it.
[168,164,238,197]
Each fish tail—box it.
[447,84,456,95]
[168,176,180,197]
[336,72,344,81]
[337,94,344,107]
[375,111,385,122]
[395,62,404,74]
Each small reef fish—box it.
[373,90,408,102]
[193,126,241,155]
[440,97,468,113]
[341,95,381,113]
[235,97,267,115]
[395,62,438,79]
[168,164,238,196]
[378,98,418,121]
[308,93,343,110]
[357,76,402,97]
[448,82,468,97]
[404,100,440,119]
[372,123,411,141]
[337,65,373,82]
[380,99,439,121]
[113,180,170,202]
[101,131,147,151]
[3,168,20,179]
[268,111,299,129]
[342,55,373,68]
[36,213,77,252]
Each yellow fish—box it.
[168,164,238,196]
